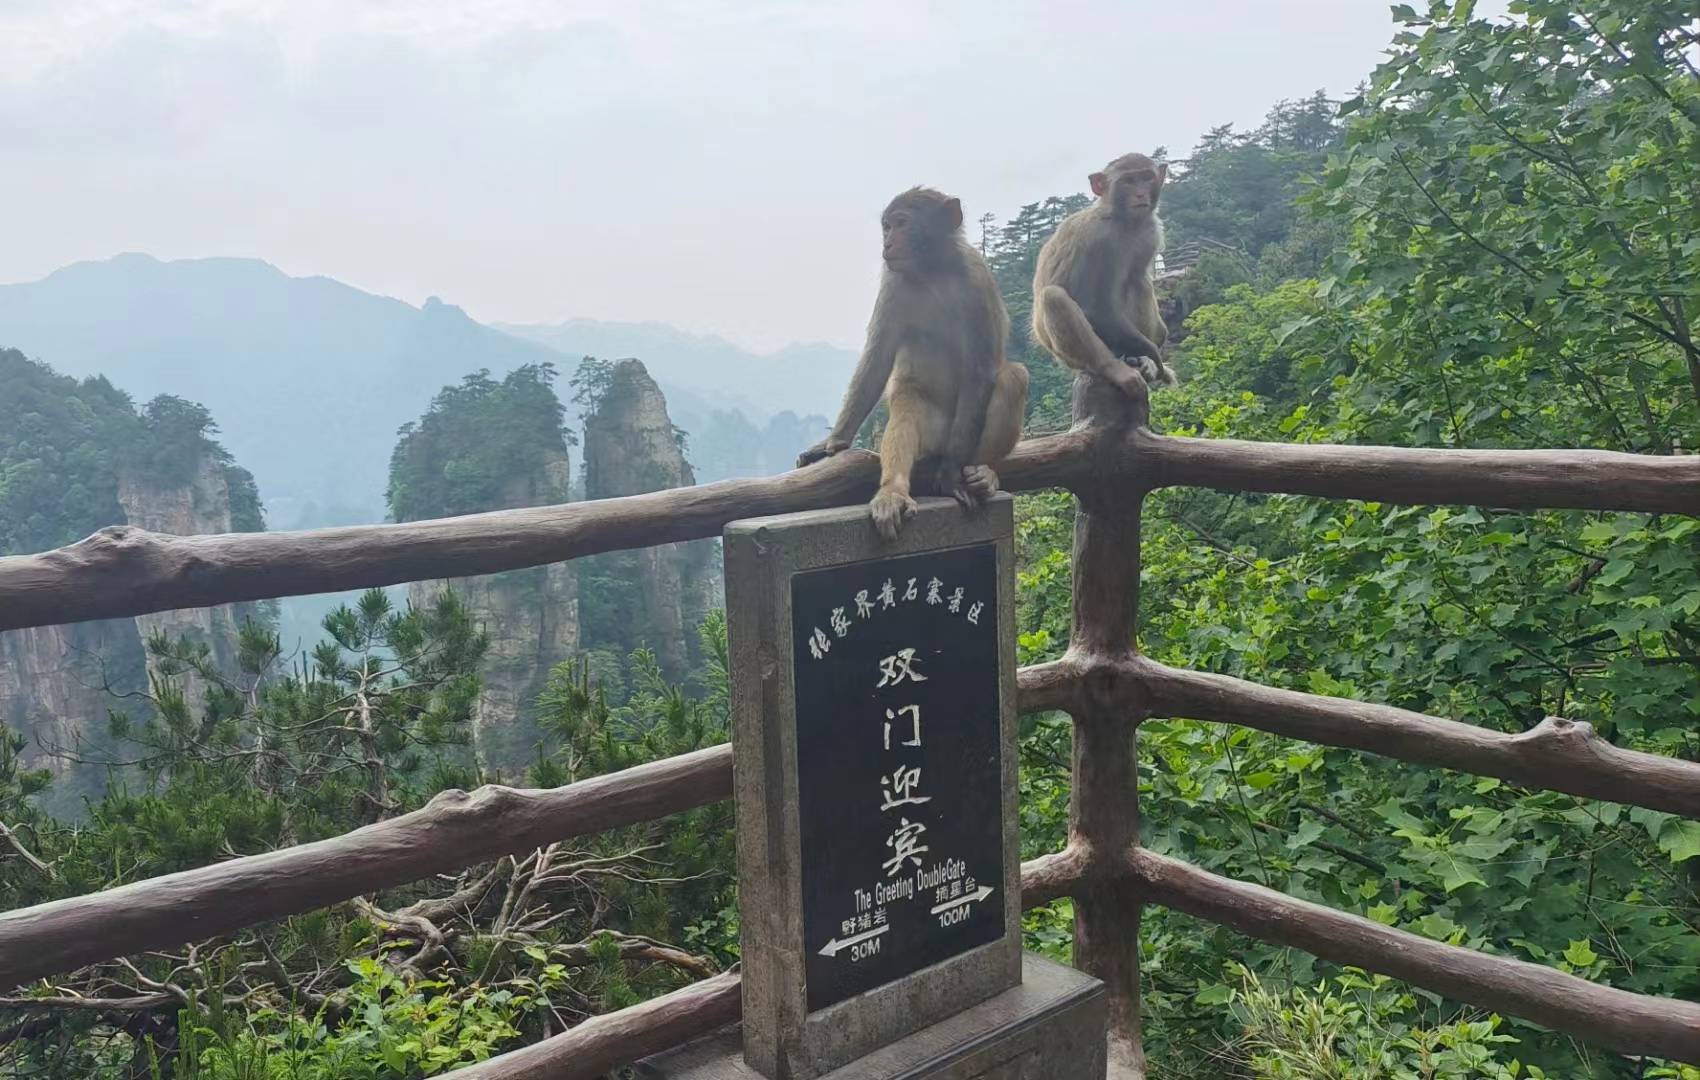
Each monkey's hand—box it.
[1123,354,1178,388]
[869,488,918,540]
[796,437,850,468]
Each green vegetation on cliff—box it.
[386,363,572,522]
[0,350,264,555]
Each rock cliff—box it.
[0,450,258,815]
[579,359,720,678]
[118,454,255,711]
[406,455,580,776]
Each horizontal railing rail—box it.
[3,432,1692,634]
[1023,655,1700,819]
[432,836,1700,1079]
[0,746,732,987]
[446,972,741,1080]
[1,656,1695,1068]
[2,387,1696,1075]
[1126,849,1700,1063]
[1134,430,1700,512]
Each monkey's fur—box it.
[1032,152,1177,397]
[798,187,1028,540]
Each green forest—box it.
[0,2,1697,1077]
[0,352,265,554]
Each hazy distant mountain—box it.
[0,254,848,531]
[0,254,562,529]
[499,318,854,424]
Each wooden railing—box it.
[1,377,1697,1077]
[1154,237,1244,280]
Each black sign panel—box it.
[791,542,1004,1014]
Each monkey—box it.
[797,187,1028,540]
[1031,152,1177,398]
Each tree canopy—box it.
[0,350,262,555]
[386,363,572,523]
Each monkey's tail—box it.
[1034,285,1151,400]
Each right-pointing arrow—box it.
[929,884,995,916]
[818,923,889,958]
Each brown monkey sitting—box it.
[1032,152,1177,397]
[799,188,1028,540]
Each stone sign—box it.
[725,497,1022,1079]
[790,541,1005,1012]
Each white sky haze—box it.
[2,1,1419,350]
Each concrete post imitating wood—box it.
[0,357,1693,1076]
[1065,378,1152,1079]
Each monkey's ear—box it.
[1155,162,1169,188]
[942,197,963,230]
[1089,172,1108,198]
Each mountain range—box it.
[0,254,851,531]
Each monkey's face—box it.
[880,195,962,273]
[881,210,924,271]
[1092,160,1167,219]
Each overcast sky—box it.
[3,2,1418,352]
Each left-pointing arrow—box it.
[818,924,889,958]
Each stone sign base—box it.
[634,953,1105,1080]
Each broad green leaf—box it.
[1658,820,1700,864]
[1439,857,1488,892]
[1287,819,1326,849]
[1413,913,1463,942]
[1595,559,1635,587]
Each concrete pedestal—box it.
[633,953,1106,1080]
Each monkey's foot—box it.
[869,489,918,540]
[930,459,975,509]
[961,465,999,506]
[1105,364,1153,402]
